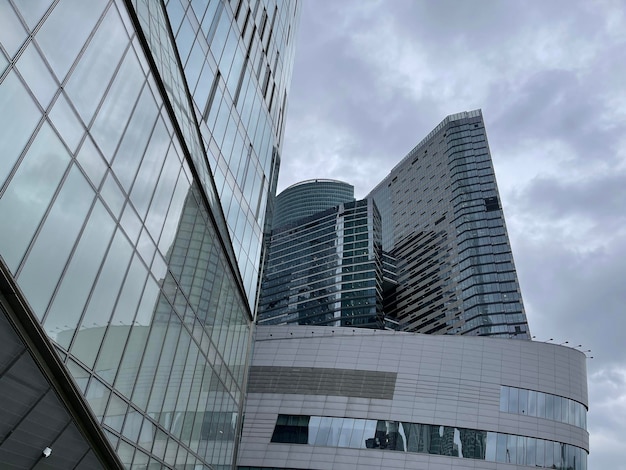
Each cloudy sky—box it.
[279,1,626,467]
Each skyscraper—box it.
[258,182,391,328]
[0,1,300,468]
[369,110,530,338]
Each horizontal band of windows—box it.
[500,386,587,430]
[270,415,587,470]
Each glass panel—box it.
[528,390,537,417]
[544,440,555,468]
[104,392,128,432]
[101,172,126,219]
[91,51,145,160]
[117,440,135,467]
[16,42,57,109]
[518,388,528,415]
[66,358,90,393]
[499,385,508,412]
[13,0,53,29]
[0,1,27,58]
[545,393,555,420]
[44,200,115,348]
[0,71,42,190]
[85,377,110,421]
[65,6,128,122]
[36,0,108,80]
[71,229,133,368]
[562,396,569,424]
[536,438,545,467]
[314,417,332,446]
[76,137,107,187]
[122,408,143,443]
[113,85,159,191]
[495,433,507,462]
[537,392,546,418]
[49,92,84,152]
[507,434,517,464]
[569,399,576,426]
[337,418,354,447]
[485,431,497,461]
[17,165,94,318]
[516,435,525,465]
[526,437,536,467]
[508,387,518,414]
[554,395,562,422]
[349,419,366,449]
[130,119,170,218]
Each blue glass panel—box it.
[0,71,42,190]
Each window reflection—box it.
[271,414,587,470]
[500,385,587,430]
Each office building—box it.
[369,110,530,338]
[0,0,300,468]
[272,179,355,229]
[238,325,589,470]
[258,188,392,328]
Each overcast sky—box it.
[279,1,626,467]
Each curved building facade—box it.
[272,179,355,229]
[238,326,589,470]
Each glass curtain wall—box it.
[0,0,300,468]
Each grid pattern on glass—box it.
[271,415,587,470]
[164,0,302,307]
[500,385,587,430]
[1,1,257,468]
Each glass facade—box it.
[271,415,588,470]
[500,386,587,429]
[369,110,530,338]
[272,179,355,229]
[0,0,300,468]
[258,198,389,328]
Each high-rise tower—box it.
[369,110,530,338]
[0,1,300,468]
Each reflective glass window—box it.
[49,92,84,152]
[113,85,159,191]
[526,437,536,467]
[518,388,528,415]
[528,390,537,417]
[17,165,93,317]
[545,393,555,420]
[71,229,133,368]
[0,1,27,58]
[507,387,518,414]
[36,0,107,80]
[485,432,497,461]
[76,136,108,188]
[104,392,129,433]
[65,5,128,122]
[91,51,145,160]
[100,172,126,219]
[16,42,57,109]
[537,391,546,418]
[0,71,42,189]
[44,200,115,347]
[13,0,53,29]
[129,119,170,218]
[536,438,545,467]
[552,395,561,422]
[85,377,111,421]
[495,433,507,462]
